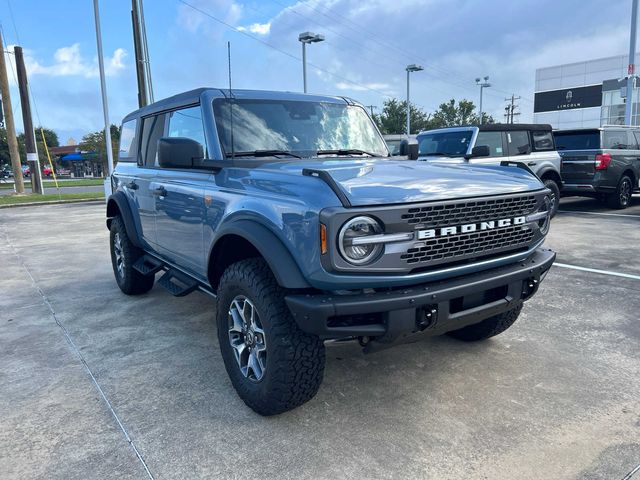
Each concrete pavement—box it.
[1,198,639,479]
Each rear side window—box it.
[140,113,167,167]
[506,131,530,156]
[554,131,600,150]
[167,106,207,155]
[634,131,640,148]
[475,131,504,157]
[118,120,138,162]
[603,130,635,149]
[532,131,554,151]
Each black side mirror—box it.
[399,139,419,160]
[157,137,204,168]
[465,145,490,159]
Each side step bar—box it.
[157,269,200,297]
[133,255,164,276]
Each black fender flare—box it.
[209,220,311,289]
[106,191,143,248]
[536,167,562,186]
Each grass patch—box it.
[0,178,105,189]
[0,191,104,206]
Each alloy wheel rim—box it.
[228,295,267,382]
[113,233,125,279]
[620,179,631,206]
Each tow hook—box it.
[417,307,438,331]
[522,277,540,300]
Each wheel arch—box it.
[621,169,636,187]
[207,221,311,291]
[106,192,143,248]
[538,167,562,187]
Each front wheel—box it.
[109,216,154,295]
[542,178,560,218]
[446,302,523,342]
[606,175,633,209]
[216,258,325,416]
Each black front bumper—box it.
[285,248,556,347]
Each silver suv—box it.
[416,124,563,216]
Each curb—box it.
[0,198,105,209]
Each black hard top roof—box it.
[476,123,553,132]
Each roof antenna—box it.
[227,41,235,160]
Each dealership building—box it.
[533,53,639,129]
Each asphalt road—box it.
[1,196,639,479]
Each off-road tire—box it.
[109,216,154,295]
[606,175,633,209]
[446,302,523,342]
[542,178,560,218]
[216,258,325,416]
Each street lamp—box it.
[298,31,325,93]
[476,76,491,125]
[406,64,424,135]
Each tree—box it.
[429,99,494,128]
[373,98,432,135]
[79,124,120,174]
[16,127,59,166]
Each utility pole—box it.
[625,0,638,125]
[0,33,24,193]
[131,0,148,108]
[504,94,521,124]
[366,105,377,117]
[93,0,114,175]
[14,46,43,194]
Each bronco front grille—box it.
[401,195,537,228]
[401,225,534,265]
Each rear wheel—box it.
[446,302,523,342]
[216,258,325,416]
[542,178,560,218]
[606,175,633,209]
[109,216,154,295]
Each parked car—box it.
[106,88,555,415]
[0,165,13,179]
[42,166,53,177]
[21,165,30,177]
[383,134,416,156]
[554,126,640,209]
[416,124,563,216]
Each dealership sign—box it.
[534,84,602,113]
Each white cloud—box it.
[335,81,393,93]
[17,43,127,79]
[237,22,271,35]
[177,0,243,35]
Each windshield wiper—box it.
[231,149,302,158]
[316,148,377,157]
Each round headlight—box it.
[538,196,551,235]
[338,216,383,265]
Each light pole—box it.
[406,64,423,135]
[476,76,491,125]
[625,0,638,125]
[298,32,325,93]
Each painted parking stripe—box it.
[554,262,640,281]
[557,210,640,218]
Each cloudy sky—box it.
[1,0,634,143]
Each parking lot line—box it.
[554,262,640,281]
[557,210,640,218]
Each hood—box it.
[257,158,543,207]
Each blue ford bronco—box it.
[107,88,556,415]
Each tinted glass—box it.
[603,130,635,149]
[168,106,206,154]
[418,130,473,157]
[475,131,504,157]
[140,113,167,167]
[212,99,388,157]
[634,131,640,148]
[506,131,530,156]
[385,139,402,155]
[118,120,137,162]
[532,130,555,151]
[554,131,600,150]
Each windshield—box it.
[553,131,601,150]
[417,130,473,157]
[212,98,388,158]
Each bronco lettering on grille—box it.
[416,216,527,240]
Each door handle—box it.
[527,162,537,166]
[152,186,167,197]
[126,181,138,190]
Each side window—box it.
[634,131,640,149]
[140,113,167,167]
[475,131,504,157]
[532,131,554,151]
[506,131,531,156]
[626,131,638,149]
[168,106,207,155]
[603,130,629,149]
[118,119,138,162]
